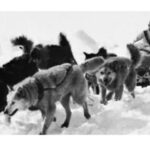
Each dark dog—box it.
[95,44,140,104]
[83,47,117,60]
[30,33,77,69]
[0,36,38,112]
[83,47,117,95]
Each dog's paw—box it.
[39,132,44,135]
[106,95,111,101]
[100,100,107,105]
[61,122,69,128]
[39,131,47,135]
[84,113,91,119]
[115,98,121,101]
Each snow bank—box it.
[0,86,150,135]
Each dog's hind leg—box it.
[114,85,123,101]
[82,101,91,119]
[61,94,72,128]
[125,70,136,98]
[40,105,56,135]
[73,94,91,119]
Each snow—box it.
[0,83,150,134]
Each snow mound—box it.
[0,86,150,134]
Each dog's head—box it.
[30,44,43,65]
[96,65,116,87]
[97,47,107,58]
[83,47,109,60]
[31,44,51,69]
[4,87,31,116]
[83,52,97,60]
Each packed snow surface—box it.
[0,86,150,135]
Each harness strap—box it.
[34,78,44,101]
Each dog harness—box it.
[34,65,73,102]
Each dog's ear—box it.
[83,52,88,56]
[83,52,89,59]
[98,47,107,58]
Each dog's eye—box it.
[11,101,15,105]
[16,90,25,98]
[16,92,22,98]
[100,71,104,75]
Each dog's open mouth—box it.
[9,109,18,116]
[104,81,110,86]
[104,78,112,86]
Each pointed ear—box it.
[98,47,107,58]
[83,52,88,56]
[83,52,89,59]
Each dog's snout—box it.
[104,78,108,83]
[4,109,8,115]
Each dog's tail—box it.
[59,33,77,64]
[127,44,141,68]
[11,35,33,54]
[79,56,104,73]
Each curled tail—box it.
[80,56,104,73]
[59,33,77,64]
[127,44,141,68]
[11,35,33,53]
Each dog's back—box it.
[33,63,72,88]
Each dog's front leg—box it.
[40,105,56,135]
[115,85,123,101]
[100,86,107,105]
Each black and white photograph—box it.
[0,11,150,136]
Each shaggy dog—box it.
[83,47,117,95]
[0,36,38,112]
[95,44,141,105]
[30,33,77,69]
[4,57,104,135]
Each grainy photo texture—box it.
[0,12,150,134]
